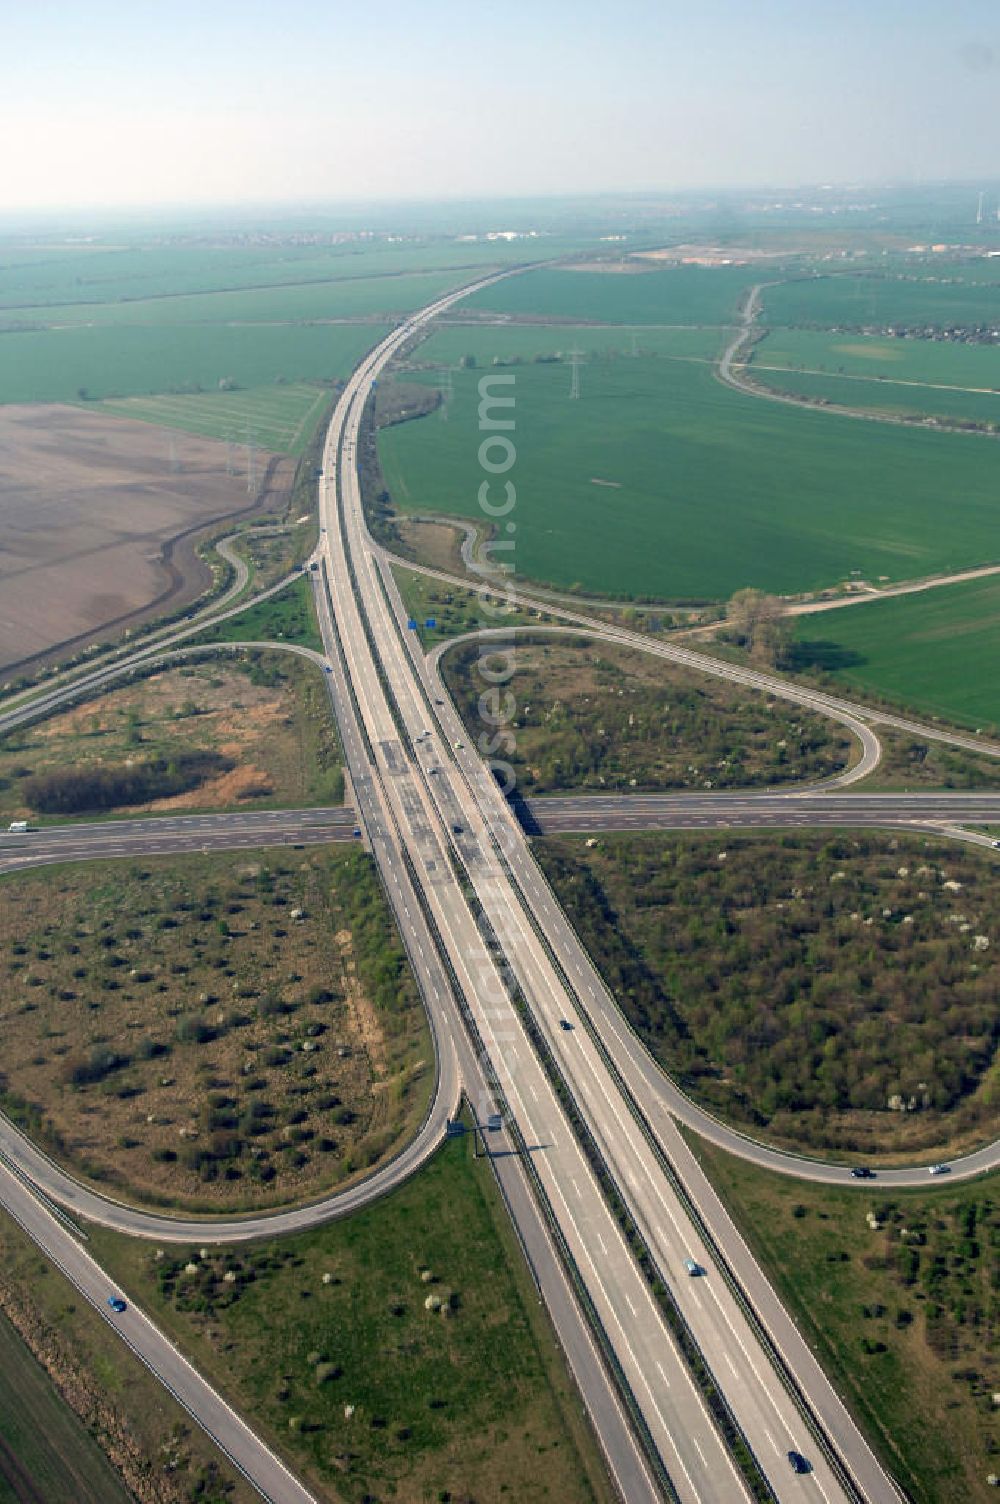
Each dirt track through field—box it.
[0,403,292,678]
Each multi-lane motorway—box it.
[2,272,998,1504]
[3,789,999,871]
[313,282,912,1503]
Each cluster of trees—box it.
[444,641,846,795]
[722,588,793,667]
[23,751,232,813]
[540,834,1000,1150]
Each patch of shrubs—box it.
[22,751,234,814]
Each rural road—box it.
[4,268,997,1504]
[0,1159,322,1504]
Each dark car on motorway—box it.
[559,1018,573,1031]
[850,1166,876,1179]
[787,1450,810,1474]
[107,1296,127,1314]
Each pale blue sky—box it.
[3,0,999,208]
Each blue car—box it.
[107,1296,127,1314]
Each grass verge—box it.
[0,1308,132,1504]
[191,576,324,655]
[392,563,545,647]
[87,1123,616,1504]
[0,1214,253,1504]
[687,1134,1000,1504]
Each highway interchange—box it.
[1,276,998,1504]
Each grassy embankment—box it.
[192,573,324,655]
[0,847,431,1212]
[86,1123,615,1504]
[690,1136,1000,1504]
[0,1215,253,1504]
[535,830,1000,1159]
[392,563,546,648]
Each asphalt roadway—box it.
[3,790,998,875]
[323,296,894,1503]
[2,273,996,1503]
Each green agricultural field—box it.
[0,237,584,314]
[0,1312,132,1504]
[97,382,330,455]
[88,1125,614,1504]
[751,329,1000,389]
[378,354,1000,600]
[462,264,758,325]
[8,269,471,331]
[0,1223,253,1503]
[762,273,1000,330]
[409,321,724,370]
[0,321,388,407]
[746,327,1000,425]
[692,1139,1000,1504]
[790,574,1000,729]
[746,367,1000,427]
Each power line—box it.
[568,347,584,400]
[440,364,454,421]
[245,423,257,498]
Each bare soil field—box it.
[0,404,292,680]
[0,654,343,822]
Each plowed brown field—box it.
[0,403,292,677]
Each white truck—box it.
[7,820,29,833]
